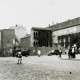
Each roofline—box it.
[52,23,80,31]
[49,17,80,30]
[21,36,31,39]
[31,27,52,31]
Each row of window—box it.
[33,41,38,46]
[33,32,39,39]
[58,37,70,43]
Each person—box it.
[16,50,22,64]
[37,49,41,57]
[68,48,72,59]
[33,49,35,55]
[65,49,68,54]
[72,46,75,58]
[58,48,62,58]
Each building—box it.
[20,17,80,55]
[31,27,52,47]
[0,29,18,56]
[10,25,28,42]
[49,17,80,49]
[20,35,31,50]
[23,17,80,55]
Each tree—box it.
[72,35,80,48]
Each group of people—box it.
[16,49,42,64]
[16,46,77,64]
[33,49,42,57]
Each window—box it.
[34,32,36,39]
[34,41,36,46]
[36,32,37,38]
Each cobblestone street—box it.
[0,54,80,80]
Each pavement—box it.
[0,54,80,80]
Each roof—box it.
[32,17,80,32]
[49,17,80,31]
[21,35,31,39]
[31,27,52,31]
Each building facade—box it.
[49,17,80,49]
[20,17,80,55]
[10,25,28,42]
[20,35,31,50]
[0,29,18,56]
[31,27,52,47]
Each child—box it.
[17,50,22,64]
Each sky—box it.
[0,0,80,33]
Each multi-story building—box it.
[21,17,80,55]
[0,29,18,56]
[49,17,80,49]
[31,27,52,47]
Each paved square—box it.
[0,54,80,80]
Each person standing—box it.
[59,48,62,58]
[37,49,41,57]
[17,50,22,64]
[68,48,72,59]
[72,46,75,58]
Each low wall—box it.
[0,48,13,57]
[0,46,66,56]
[30,46,65,55]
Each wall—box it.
[1,29,16,56]
[31,29,52,47]
[30,47,54,55]
[31,29,34,47]
[10,25,27,42]
[52,26,77,44]
[77,25,80,32]
[2,29,15,49]
[0,31,1,49]
[30,46,65,55]
[21,36,31,50]
[53,26,77,36]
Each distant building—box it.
[20,35,31,50]
[31,27,52,47]
[0,29,18,56]
[10,25,28,42]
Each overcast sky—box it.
[0,0,80,33]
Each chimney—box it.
[49,24,50,27]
